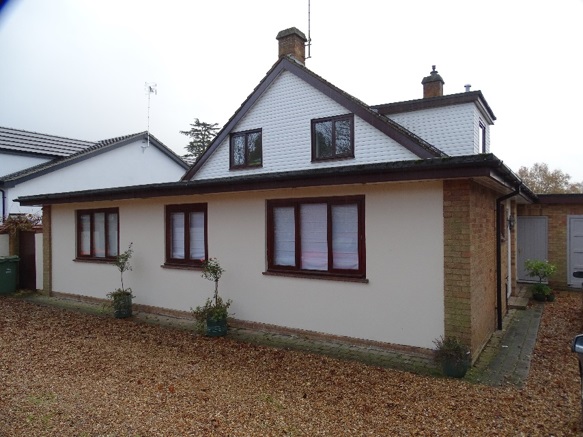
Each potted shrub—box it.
[433,335,470,378]
[525,259,557,302]
[191,258,232,337]
[106,243,134,318]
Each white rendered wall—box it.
[0,234,8,256]
[35,232,43,290]
[50,181,444,349]
[387,103,490,156]
[0,153,51,177]
[193,71,418,181]
[5,140,186,217]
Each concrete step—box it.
[508,296,529,310]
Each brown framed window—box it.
[230,129,262,169]
[479,121,487,153]
[165,203,207,267]
[267,196,365,278]
[311,114,354,161]
[76,208,119,260]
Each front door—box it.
[569,216,583,288]
[517,216,548,282]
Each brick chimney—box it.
[276,27,307,64]
[421,65,444,98]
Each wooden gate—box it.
[18,230,36,290]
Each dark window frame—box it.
[479,121,487,153]
[75,208,119,261]
[311,114,355,162]
[266,195,365,279]
[165,203,208,267]
[229,128,263,169]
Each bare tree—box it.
[518,163,583,194]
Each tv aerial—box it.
[143,82,157,151]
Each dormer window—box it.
[479,121,487,153]
[230,129,262,169]
[311,114,354,161]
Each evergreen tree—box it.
[180,118,220,160]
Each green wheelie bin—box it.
[0,256,19,294]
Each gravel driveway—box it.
[1,292,581,436]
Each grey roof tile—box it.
[0,126,94,157]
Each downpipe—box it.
[0,188,5,223]
[496,185,521,330]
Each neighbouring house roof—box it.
[371,91,497,124]
[0,126,95,158]
[0,131,188,187]
[535,194,583,204]
[17,153,538,207]
[181,56,447,181]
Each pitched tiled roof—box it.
[17,153,539,207]
[0,126,94,157]
[0,130,188,185]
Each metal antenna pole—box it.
[144,82,157,151]
[306,0,312,59]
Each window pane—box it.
[335,119,352,156]
[79,214,91,256]
[332,204,358,269]
[189,212,205,260]
[314,121,333,159]
[171,212,185,259]
[232,134,245,166]
[247,131,262,166]
[93,213,106,258]
[274,207,295,266]
[107,213,118,257]
[300,204,328,270]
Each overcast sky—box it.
[1,0,582,181]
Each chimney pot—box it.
[464,84,471,92]
[421,65,445,98]
[276,27,307,65]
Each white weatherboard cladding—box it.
[192,71,417,181]
[50,181,444,349]
[388,104,478,156]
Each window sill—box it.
[73,258,115,264]
[263,270,368,283]
[229,164,263,171]
[311,155,354,163]
[161,263,203,271]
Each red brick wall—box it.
[469,183,499,355]
[518,203,583,289]
[444,180,501,360]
